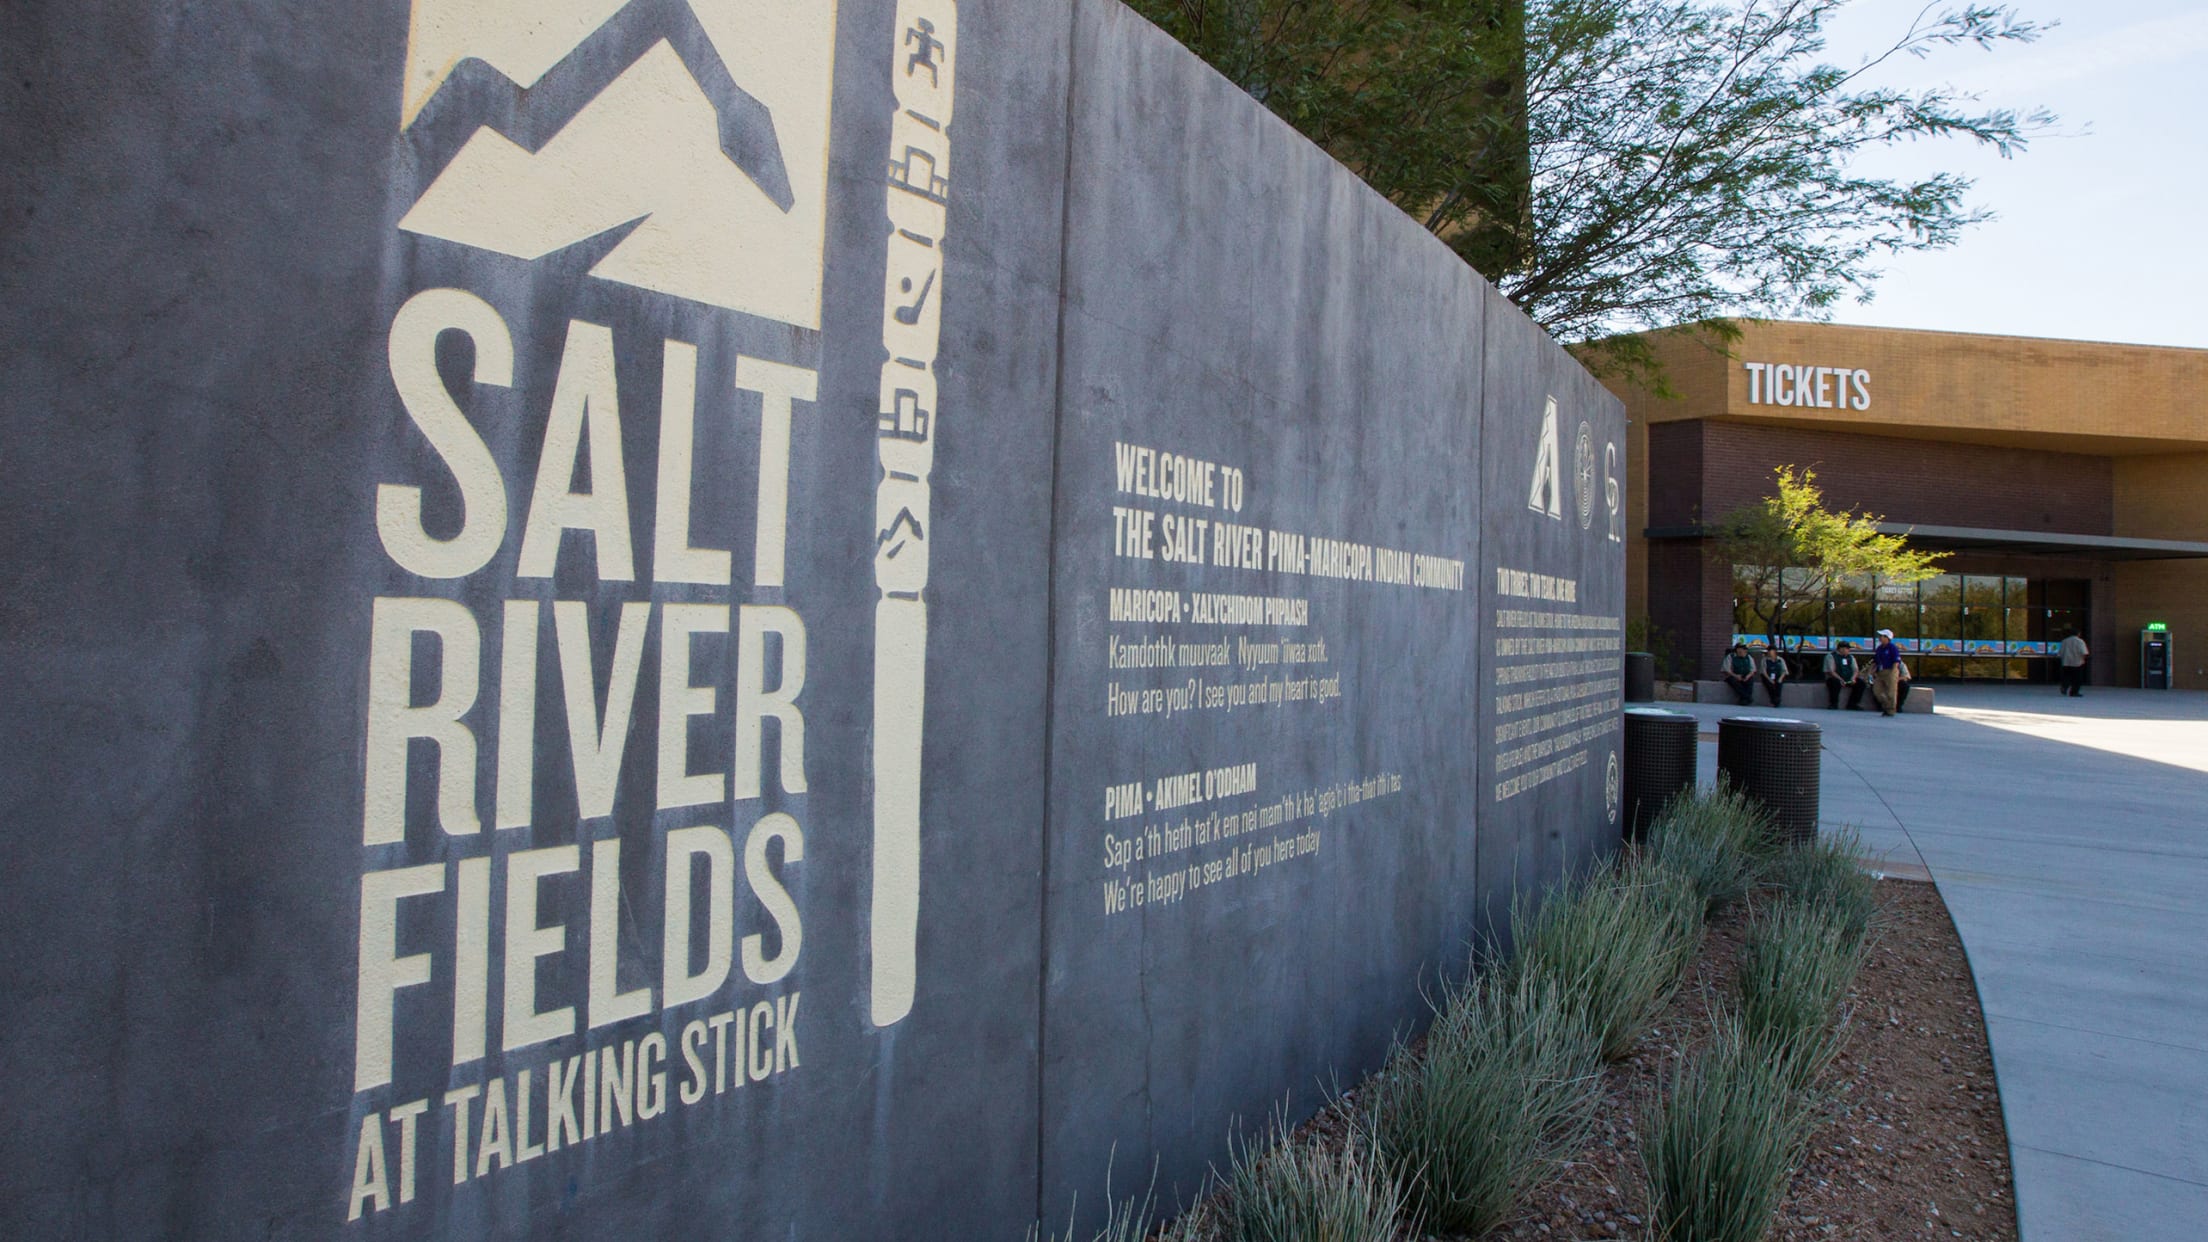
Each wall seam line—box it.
[1035,0,1085,1227]
[1472,287,1492,949]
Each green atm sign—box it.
[2147,622,2169,632]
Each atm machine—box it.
[2141,624,2174,689]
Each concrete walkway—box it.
[1663,684,2208,1240]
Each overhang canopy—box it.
[1642,522,2208,561]
[1873,523,2208,561]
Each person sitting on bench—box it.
[1755,644,1789,706]
[1823,641,1868,710]
[1722,642,1755,705]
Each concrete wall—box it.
[1038,5,1493,1213]
[0,1,1625,1236]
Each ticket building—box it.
[1609,321,2208,689]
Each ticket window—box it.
[2141,626,2174,690]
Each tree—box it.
[1519,0,2054,379]
[1708,465,1943,659]
[1123,0,1531,279]
[1123,0,2056,376]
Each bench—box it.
[1691,679,1935,714]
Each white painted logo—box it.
[1573,420,1596,532]
[1527,395,1562,520]
[1603,442,1621,544]
[397,0,838,328]
[1604,750,1621,825]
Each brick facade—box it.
[1606,322,2208,689]
[1649,421,2114,536]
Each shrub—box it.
[1221,1121,1405,1242]
[1363,976,1603,1235]
[1646,784,1772,916]
[1763,828,1879,950]
[1642,1017,1819,1242]
[1736,898,1866,1087]
[1510,857,1704,1060]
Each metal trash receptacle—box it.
[1622,707,1696,842]
[1717,716,1821,846]
[1623,651,1657,703]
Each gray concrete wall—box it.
[0,1,1622,1236]
[1039,3,1490,1213]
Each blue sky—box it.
[1815,0,2208,348]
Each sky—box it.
[1811,0,2208,349]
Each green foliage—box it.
[1125,0,2054,351]
[1642,1017,1822,1242]
[1510,858,1703,1060]
[1363,976,1603,1234]
[1121,0,1529,279]
[1525,0,2054,352]
[1646,783,1772,915]
[1712,465,1946,650]
[1735,899,1867,1087]
[1626,614,1690,682]
[1220,1121,1406,1242]
[1763,829,1880,951]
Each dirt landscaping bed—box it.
[1494,878,2016,1242]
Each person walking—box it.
[1872,629,1904,717]
[1823,641,1868,710]
[1756,644,1789,706]
[1721,642,1755,706]
[2058,631,2090,697]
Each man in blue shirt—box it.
[1872,629,1903,717]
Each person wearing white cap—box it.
[1871,629,1903,716]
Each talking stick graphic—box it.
[871,0,957,1026]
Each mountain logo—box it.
[397,0,839,328]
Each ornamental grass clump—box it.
[1028,1192,1157,1242]
[1646,783,1772,916]
[1510,858,1703,1061]
[1363,976,1603,1235]
[1220,1122,1405,1242]
[1642,1017,1820,1242]
[1763,827,1879,951]
[1028,1160,1180,1242]
[1736,897,1867,1087]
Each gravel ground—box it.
[1495,878,2016,1242]
[1163,878,2016,1241]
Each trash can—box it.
[1623,651,1657,703]
[1622,707,1696,842]
[1717,716,1821,846]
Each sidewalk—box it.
[1666,683,2208,1240]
